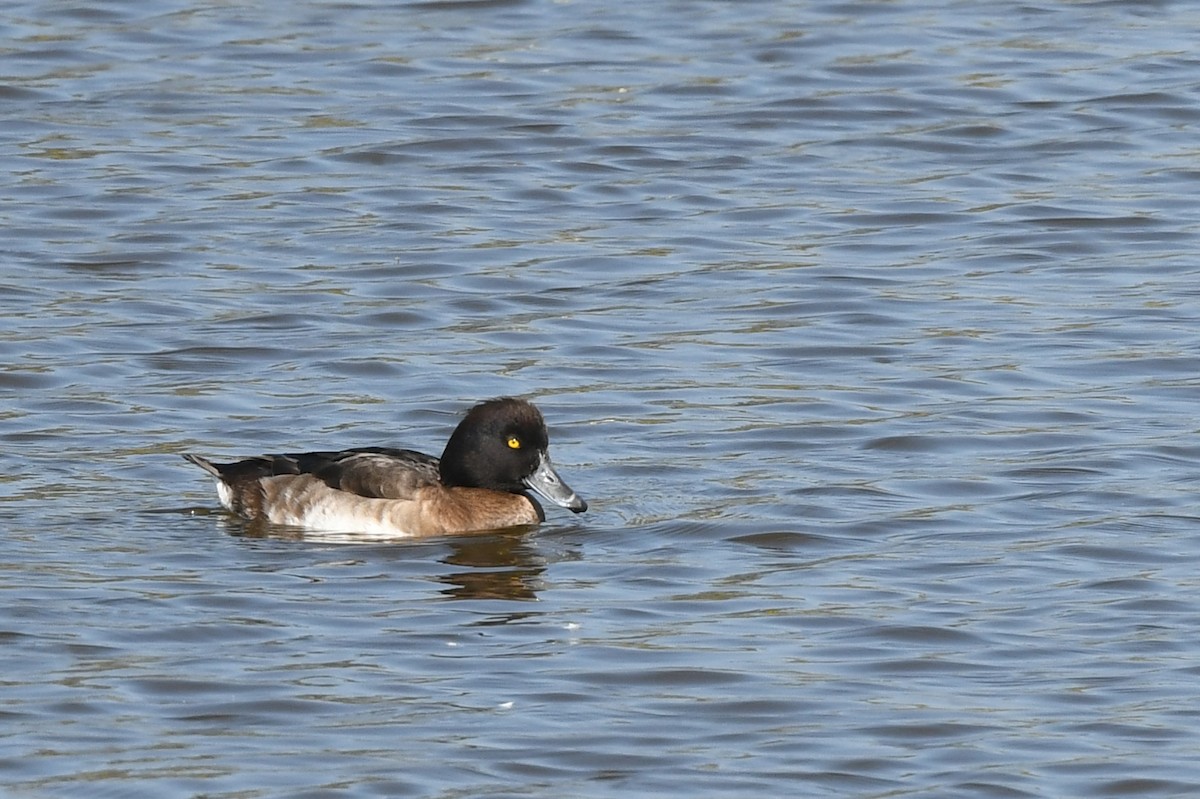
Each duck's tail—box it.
[181,453,222,478]
[182,452,304,484]
[183,453,292,520]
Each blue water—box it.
[4,1,1200,796]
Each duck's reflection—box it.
[435,528,545,601]
[221,515,551,602]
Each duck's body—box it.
[183,398,587,538]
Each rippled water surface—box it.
[5,1,1200,796]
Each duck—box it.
[182,397,587,538]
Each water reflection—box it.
[435,529,546,601]
[212,511,548,601]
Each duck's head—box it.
[439,397,588,515]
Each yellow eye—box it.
[507,436,521,449]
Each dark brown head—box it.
[439,397,587,514]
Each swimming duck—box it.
[182,397,587,538]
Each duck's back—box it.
[286,447,442,499]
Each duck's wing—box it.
[283,447,442,500]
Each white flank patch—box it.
[215,481,235,512]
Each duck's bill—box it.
[524,451,588,513]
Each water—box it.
[4,0,1200,796]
